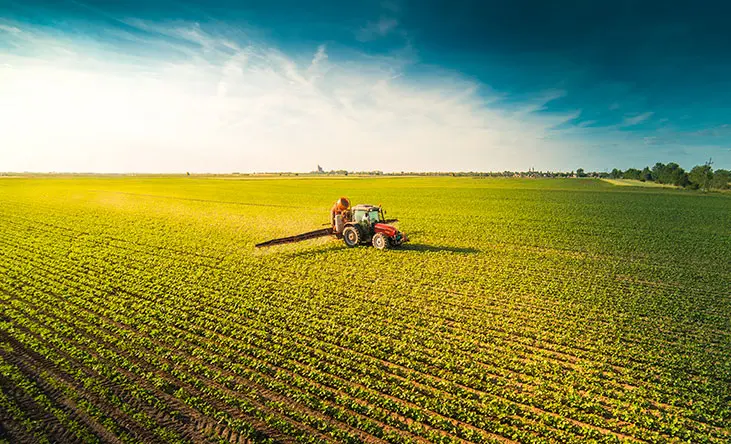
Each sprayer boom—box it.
[254,227,334,248]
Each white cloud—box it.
[622,111,654,126]
[577,120,597,127]
[0,24,22,34]
[0,21,609,173]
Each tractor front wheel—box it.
[372,232,390,250]
[343,226,361,247]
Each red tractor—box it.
[256,197,408,250]
[338,203,407,249]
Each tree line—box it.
[593,161,729,191]
[278,162,731,190]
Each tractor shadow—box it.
[394,243,479,254]
[277,242,478,259]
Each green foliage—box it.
[622,168,642,181]
[0,176,729,443]
[603,161,729,191]
[688,165,713,191]
[711,169,730,190]
[652,162,689,186]
[640,167,653,182]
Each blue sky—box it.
[1,0,729,173]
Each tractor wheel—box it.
[342,226,361,247]
[372,232,390,250]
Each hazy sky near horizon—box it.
[1,0,730,173]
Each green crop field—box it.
[0,176,729,444]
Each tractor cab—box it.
[351,204,384,226]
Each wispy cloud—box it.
[356,17,399,41]
[0,19,588,173]
[622,111,654,126]
[2,17,726,172]
[688,123,731,137]
[0,24,22,34]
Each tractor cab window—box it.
[353,210,367,223]
[367,210,381,223]
[353,208,382,224]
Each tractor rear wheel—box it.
[372,232,390,250]
[342,226,361,247]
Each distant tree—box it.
[640,166,653,182]
[622,168,642,180]
[667,163,689,186]
[711,169,730,190]
[677,171,690,187]
[609,168,623,179]
[576,168,586,177]
[652,162,688,186]
[652,162,666,182]
[688,165,713,191]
